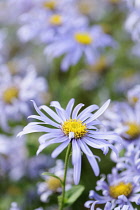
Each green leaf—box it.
[42,172,63,186]
[58,185,85,208]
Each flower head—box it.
[103,101,140,146]
[18,98,120,184]
[37,159,73,202]
[117,144,140,182]
[0,61,48,131]
[127,85,140,104]
[85,168,140,210]
[45,25,116,71]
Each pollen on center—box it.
[62,119,87,139]
[74,32,92,45]
[109,182,133,199]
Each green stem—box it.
[59,143,72,210]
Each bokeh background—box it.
[0,0,140,209]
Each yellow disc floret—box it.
[74,32,92,45]
[78,2,92,15]
[109,0,121,4]
[43,1,56,10]
[49,14,62,26]
[62,119,87,139]
[89,56,107,73]
[3,87,19,104]
[131,97,139,104]
[47,177,61,191]
[126,122,140,139]
[109,182,133,199]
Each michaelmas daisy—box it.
[18,99,121,184]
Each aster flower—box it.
[84,168,140,210]
[17,0,87,43]
[37,159,73,202]
[18,6,87,43]
[127,85,140,104]
[117,144,140,183]
[103,101,140,147]
[45,25,116,71]
[0,62,47,131]
[18,98,120,184]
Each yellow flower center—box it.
[126,122,140,139]
[131,97,139,104]
[109,182,133,199]
[49,14,62,26]
[62,119,87,139]
[43,1,56,10]
[3,87,19,104]
[109,0,120,3]
[47,177,61,191]
[78,2,92,15]
[89,56,107,72]
[74,33,92,45]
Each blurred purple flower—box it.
[45,25,116,71]
[85,168,140,210]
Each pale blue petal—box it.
[91,133,122,143]
[61,53,73,71]
[85,100,110,124]
[39,105,63,123]
[85,47,97,65]
[72,103,84,119]
[28,115,60,127]
[78,140,99,176]
[84,200,94,208]
[66,98,75,118]
[78,104,99,119]
[38,133,64,144]
[51,139,71,158]
[37,137,68,155]
[72,140,82,184]
[72,139,81,164]
[79,113,92,122]
[50,101,68,121]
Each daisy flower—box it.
[127,85,140,104]
[17,4,87,43]
[18,98,120,184]
[117,144,140,183]
[45,25,116,71]
[103,102,140,145]
[0,63,47,131]
[85,168,140,210]
[37,159,73,202]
